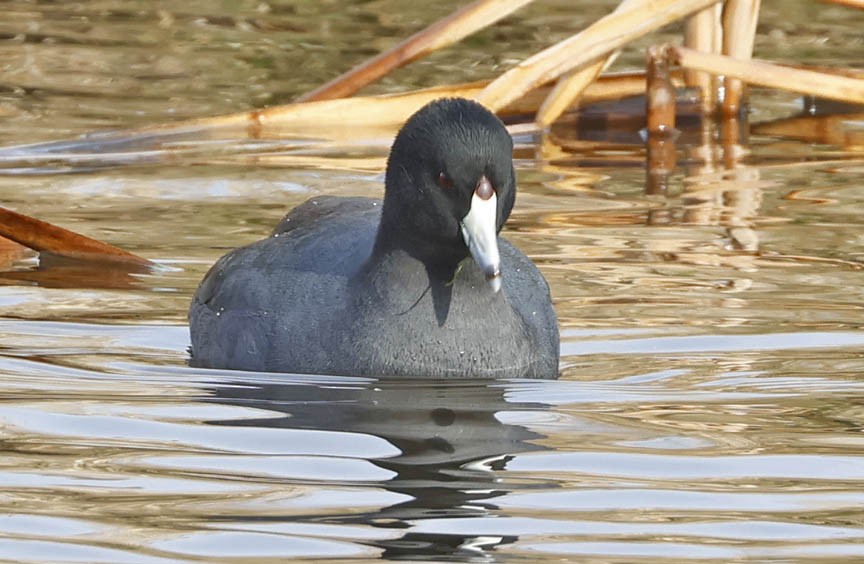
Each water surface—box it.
[1,1,864,561]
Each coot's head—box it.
[380,98,516,292]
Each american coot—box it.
[189,98,559,379]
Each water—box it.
[2,1,864,561]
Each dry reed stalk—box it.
[646,46,677,134]
[298,0,536,102]
[535,59,612,128]
[0,236,27,269]
[819,0,864,7]
[684,3,722,113]
[789,64,864,79]
[645,46,678,195]
[0,207,153,267]
[753,113,864,147]
[721,0,762,116]
[298,73,690,139]
[671,47,864,104]
[475,0,720,112]
[535,0,640,127]
[0,71,685,159]
[215,153,387,171]
[187,83,486,139]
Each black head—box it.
[378,98,516,268]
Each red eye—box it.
[437,171,453,190]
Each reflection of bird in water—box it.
[205,377,552,560]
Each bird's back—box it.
[189,197,381,372]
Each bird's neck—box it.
[358,241,498,328]
[374,196,467,272]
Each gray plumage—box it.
[189,98,559,378]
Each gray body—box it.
[189,196,559,379]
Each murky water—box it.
[2,1,864,561]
